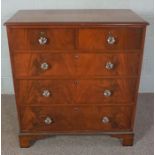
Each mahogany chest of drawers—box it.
[5,10,148,147]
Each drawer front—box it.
[16,79,136,105]
[9,28,75,50]
[13,53,74,77]
[9,27,143,51]
[79,28,143,50]
[13,53,140,77]
[20,105,133,132]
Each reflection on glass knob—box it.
[107,35,116,45]
[40,62,49,70]
[102,116,110,123]
[44,116,53,125]
[38,36,48,45]
[42,90,50,97]
[105,62,114,70]
[104,90,112,97]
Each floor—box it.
[1,94,154,155]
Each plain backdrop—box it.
[1,0,154,94]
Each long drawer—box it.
[16,79,137,105]
[13,53,140,77]
[20,105,133,132]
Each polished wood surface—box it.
[13,53,140,77]
[16,79,137,105]
[79,27,143,50]
[8,27,143,50]
[5,10,148,25]
[19,105,133,132]
[9,28,75,50]
[5,10,148,147]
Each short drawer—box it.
[79,27,143,50]
[16,79,137,105]
[9,28,75,50]
[20,105,133,132]
[13,53,140,77]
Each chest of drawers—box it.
[5,10,148,147]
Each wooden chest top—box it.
[5,9,148,25]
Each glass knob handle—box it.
[105,62,114,70]
[42,90,51,97]
[40,62,49,70]
[107,35,116,45]
[104,90,112,97]
[44,116,53,125]
[38,36,48,45]
[102,116,110,124]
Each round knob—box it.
[40,62,49,70]
[42,90,51,97]
[104,90,112,97]
[107,35,116,45]
[38,36,48,45]
[102,116,110,123]
[105,62,114,70]
[44,116,53,125]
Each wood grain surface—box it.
[8,27,143,50]
[13,53,140,77]
[16,79,137,105]
[19,105,133,132]
[5,10,148,25]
